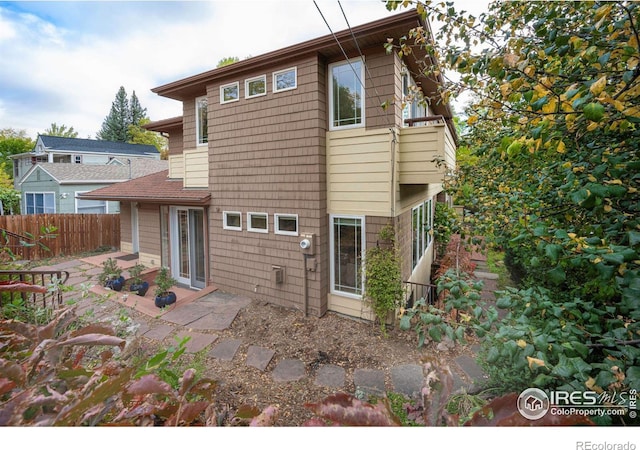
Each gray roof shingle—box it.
[22,160,168,184]
[39,135,159,156]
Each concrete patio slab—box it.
[315,364,346,388]
[245,345,276,371]
[209,338,243,361]
[272,359,306,382]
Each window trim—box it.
[247,212,268,233]
[74,190,108,214]
[220,82,240,104]
[328,57,365,131]
[24,191,56,215]
[329,214,365,299]
[412,198,434,270]
[274,213,299,236]
[245,74,267,99]
[196,96,208,146]
[272,67,297,93]
[223,211,242,231]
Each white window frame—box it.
[328,57,365,131]
[245,74,267,99]
[247,212,268,233]
[412,198,434,270]
[220,82,240,104]
[223,211,242,231]
[330,214,365,299]
[424,199,433,249]
[24,192,56,214]
[74,190,108,214]
[274,213,298,236]
[196,96,208,146]
[273,67,297,93]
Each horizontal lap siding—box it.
[208,55,329,316]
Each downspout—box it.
[303,254,309,317]
[390,127,397,218]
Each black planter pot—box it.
[155,291,177,308]
[105,276,125,292]
[129,281,150,296]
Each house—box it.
[79,10,457,319]
[11,135,164,214]
[18,160,168,214]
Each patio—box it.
[81,251,217,318]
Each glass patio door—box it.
[170,207,206,289]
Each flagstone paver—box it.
[176,331,219,353]
[142,323,174,341]
[161,303,214,326]
[315,364,346,388]
[245,345,276,371]
[209,338,243,361]
[272,359,306,382]
[188,310,239,330]
[353,368,386,397]
[391,364,424,399]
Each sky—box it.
[0,0,489,140]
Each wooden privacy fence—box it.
[0,214,120,261]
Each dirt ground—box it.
[131,298,445,426]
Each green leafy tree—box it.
[216,56,239,68]
[128,119,168,157]
[387,0,640,410]
[0,128,33,180]
[43,123,78,138]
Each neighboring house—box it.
[11,135,161,190]
[19,160,168,214]
[80,10,457,320]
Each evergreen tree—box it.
[128,91,147,127]
[97,86,131,142]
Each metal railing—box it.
[403,280,437,308]
[0,269,70,309]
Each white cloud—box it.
[0,0,487,139]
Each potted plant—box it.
[153,266,177,308]
[127,263,149,296]
[97,257,124,291]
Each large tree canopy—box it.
[44,123,78,138]
[97,86,147,143]
[388,0,640,409]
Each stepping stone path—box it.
[315,364,346,388]
[272,359,306,382]
[208,338,242,361]
[45,255,498,406]
[245,346,276,371]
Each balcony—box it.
[398,116,456,185]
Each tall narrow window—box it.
[329,58,365,130]
[331,215,364,297]
[196,96,208,145]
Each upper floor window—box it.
[402,70,429,126]
[220,82,240,104]
[329,58,365,130]
[196,96,208,145]
[245,75,267,99]
[273,67,297,93]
